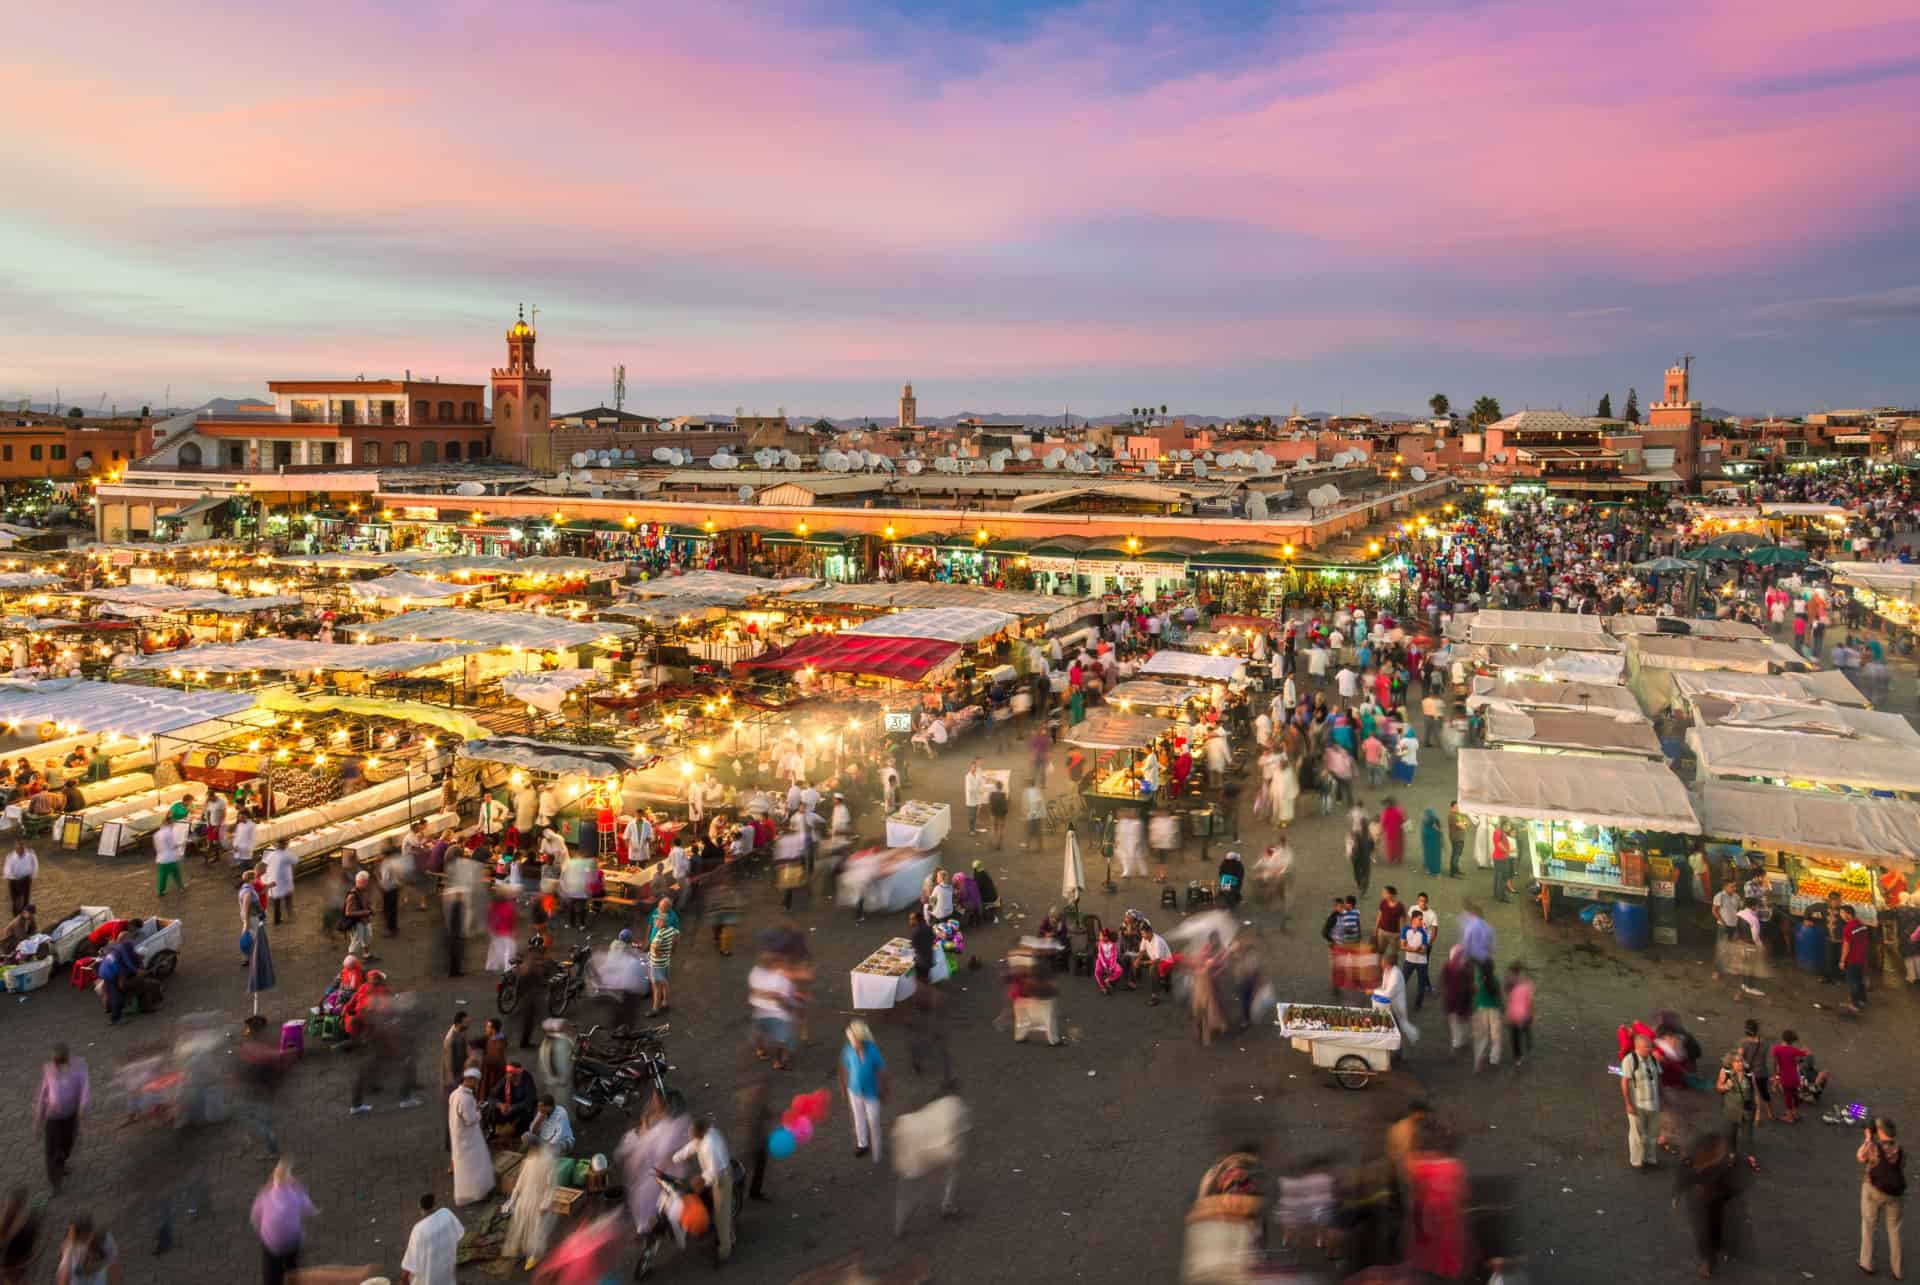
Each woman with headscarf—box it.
[1420,808,1444,877]
[1345,804,1374,897]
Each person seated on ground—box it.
[324,954,367,1016]
[487,1060,537,1138]
[1035,906,1071,954]
[527,1094,575,1154]
[1,903,36,953]
[342,969,391,1042]
[969,860,999,922]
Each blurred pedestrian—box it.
[892,1087,969,1236]
[249,1161,317,1285]
[34,1044,88,1191]
[1858,1117,1906,1279]
[839,1020,888,1163]
[1674,1133,1739,1279]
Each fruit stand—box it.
[1275,1002,1401,1090]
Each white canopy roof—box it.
[1063,712,1174,750]
[844,607,1016,645]
[458,735,648,777]
[1465,609,1622,653]
[1606,614,1767,641]
[0,572,64,590]
[0,678,255,737]
[1660,668,1870,711]
[1690,695,1920,746]
[1108,679,1213,712]
[627,570,817,603]
[1457,644,1626,684]
[1688,726,1920,794]
[1697,780,1920,865]
[401,555,523,577]
[116,638,480,675]
[514,556,625,582]
[1456,747,1700,832]
[778,580,1099,626]
[1628,633,1807,673]
[1484,707,1662,758]
[1139,650,1245,683]
[84,585,302,615]
[1465,676,1643,716]
[598,600,730,629]
[347,572,474,602]
[358,608,612,649]
[500,669,597,713]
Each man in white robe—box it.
[449,1068,494,1206]
[400,1192,463,1285]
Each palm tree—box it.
[1469,396,1503,427]
[1428,393,1450,418]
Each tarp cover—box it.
[398,555,523,576]
[1628,634,1806,673]
[1691,695,1920,746]
[627,570,817,603]
[357,607,610,649]
[0,678,255,736]
[1696,780,1920,865]
[1107,680,1212,712]
[844,607,1015,645]
[1465,677,1642,716]
[1465,609,1623,653]
[0,572,64,590]
[254,689,488,742]
[513,556,625,581]
[735,632,959,681]
[1456,747,1700,833]
[1138,650,1245,682]
[777,580,1099,625]
[116,638,479,674]
[1485,707,1663,758]
[347,572,473,602]
[459,735,648,777]
[1063,712,1173,750]
[1658,669,1870,712]
[1456,644,1626,684]
[1688,726,1920,794]
[500,669,597,713]
[1605,614,1767,641]
[84,585,301,614]
[598,601,730,628]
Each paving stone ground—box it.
[3,659,1916,1284]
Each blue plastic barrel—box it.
[1611,899,1650,950]
[1794,919,1827,973]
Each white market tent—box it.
[1696,780,1920,866]
[777,581,1101,629]
[115,638,481,675]
[347,572,474,604]
[1107,679,1212,712]
[357,608,612,649]
[400,555,523,577]
[844,607,1016,645]
[0,678,256,737]
[1139,650,1246,683]
[1828,560,1920,600]
[1688,726,1920,796]
[598,600,730,629]
[1465,676,1643,716]
[82,585,302,616]
[500,669,597,713]
[514,556,625,582]
[1689,695,1920,746]
[1626,633,1806,674]
[1484,707,1664,759]
[1464,609,1623,653]
[1063,712,1174,750]
[458,735,649,777]
[627,571,817,604]
[1654,668,1870,713]
[1452,643,1626,685]
[1456,747,1700,833]
[0,572,65,590]
[1605,614,1768,641]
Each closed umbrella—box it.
[247,921,277,1017]
[1061,827,1085,908]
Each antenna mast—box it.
[612,364,627,414]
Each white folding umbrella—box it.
[1061,827,1085,905]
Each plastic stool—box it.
[1160,887,1179,910]
[280,1020,306,1056]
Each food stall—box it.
[1064,712,1176,817]
[1481,707,1664,760]
[849,936,950,1010]
[1105,679,1212,721]
[1687,726,1920,802]
[885,800,951,850]
[1456,748,1701,924]
[1135,650,1244,698]
[1275,1003,1402,1090]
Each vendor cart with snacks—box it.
[1276,1002,1401,1090]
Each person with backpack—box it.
[1620,1029,1663,1171]
[1859,1117,1905,1278]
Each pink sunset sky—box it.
[6,0,1919,417]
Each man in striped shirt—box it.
[648,918,680,1016]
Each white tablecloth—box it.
[839,850,935,914]
[849,937,950,1009]
[885,801,950,850]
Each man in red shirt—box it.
[1842,906,1872,1013]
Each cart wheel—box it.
[1332,1054,1372,1090]
[497,977,520,1014]
[149,950,178,980]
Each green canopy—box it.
[1189,546,1283,570]
[1027,536,1093,558]
[1745,544,1809,566]
[1681,544,1743,563]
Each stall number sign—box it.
[1028,556,1076,573]
[884,711,913,734]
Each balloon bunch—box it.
[768,1089,832,1159]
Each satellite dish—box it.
[652,447,673,462]
[570,452,590,468]
[1247,493,1270,520]
[1041,455,1059,471]
[905,460,924,475]
[623,448,638,460]
[1178,450,1192,461]
[577,468,594,482]
[710,453,738,470]
[1478,462,1491,472]
[1252,451,1275,474]
[1192,460,1210,479]
[781,451,801,469]
[737,485,754,502]
[598,451,615,465]
[454,481,486,497]
[1016,448,1033,462]
[989,456,1005,472]
[1143,460,1160,477]
[1410,466,1427,482]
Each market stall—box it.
[885,800,951,850]
[849,935,950,1010]
[1136,650,1244,687]
[1064,711,1176,815]
[1456,748,1700,919]
[1276,1003,1401,1090]
[1482,707,1664,759]
[1687,726,1920,800]
[1696,780,1920,931]
[1106,680,1212,720]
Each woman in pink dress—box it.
[1093,929,1122,995]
